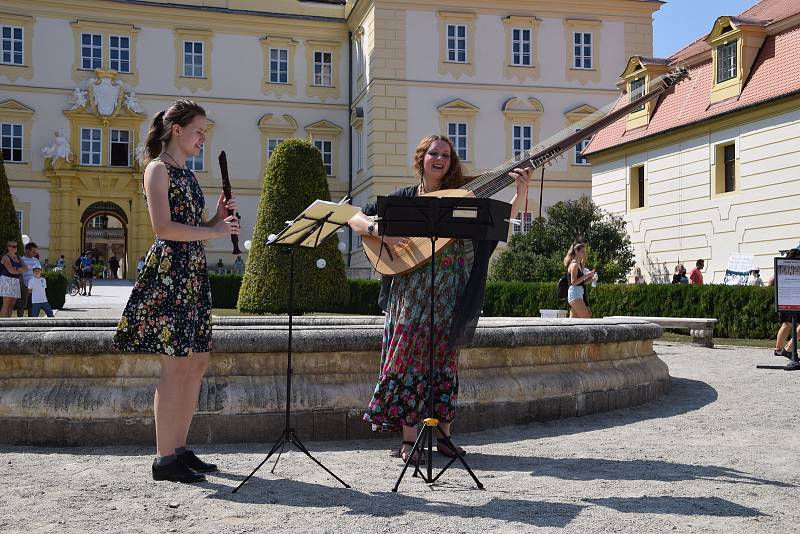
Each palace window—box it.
[80,128,102,166]
[629,165,646,210]
[270,48,288,83]
[573,32,592,69]
[89,215,109,229]
[183,41,203,78]
[447,24,467,63]
[630,77,646,112]
[574,130,591,165]
[109,129,130,167]
[16,210,22,234]
[1,26,23,65]
[717,40,737,83]
[186,145,204,172]
[723,143,736,192]
[448,122,468,160]
[512,211,533,235]
[512,28,531,66]
[0,123,23,162]
[109,35,130,73]
[313,51,333,87]
[512,124,532,157]
[81,33,102,70]
[313,139,333,176]
[267,138,283,161]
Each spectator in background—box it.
[28,267,53,318]
[633,266,646,284]
[109,256,120,280]
[0,241,26,317]
[233,255,244,272]
[17,242,41,317]
[748,268,764,287]
[80,251,94,296]
[136,256,145,276]
[672,263,688,284]
[42,258,50,270]
[688,259,704,285]
[56,255,65,269]
[216,258,224,269]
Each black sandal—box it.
[775,348,792,358]
[436,437,466,458]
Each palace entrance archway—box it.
[81,201,128,279]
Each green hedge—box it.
[209,274,780,339]
[43,270,68,309]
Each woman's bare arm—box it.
[144,162,238,242]
[1,255,26,274]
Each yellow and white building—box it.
[585,0,800,283]
[1,0,659,278]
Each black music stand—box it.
[233,199,357,493]
[375,195,511,492]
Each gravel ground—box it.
[1,341,798,534]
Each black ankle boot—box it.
[152,458,206,483]
[177,450,218,473]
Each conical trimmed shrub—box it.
[237,139,349,313]
[0,153,22,251]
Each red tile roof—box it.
[585,0,800,156]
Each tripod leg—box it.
[287,430,351,488]
[392,426,430,491]
[271,441,288,474]
[232,431,288,493]
[430,424,484,489]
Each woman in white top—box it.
[564,241,595,319]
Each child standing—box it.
[28,267,54,317]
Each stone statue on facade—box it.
[69,87,88,110]
[41,128,72,161]
[124,91,144,114]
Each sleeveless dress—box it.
[112,160,212,357]
[363,240,470,432]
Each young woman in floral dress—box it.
[113,100,239,483]
[349,135,532,464]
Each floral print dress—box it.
[113,160,212,357]
[364,240,470,432]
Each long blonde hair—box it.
[563,241,586,268]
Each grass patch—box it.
[658,331,774,348]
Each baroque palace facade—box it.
[0,0,659,278]
[585,0,800,283]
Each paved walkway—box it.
[56,279,133,318]
[0,342,797,533]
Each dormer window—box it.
[629,76,645,112]
[716,40,737,83]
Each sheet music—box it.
[268,199,359,248]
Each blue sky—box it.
[653,0,760,57]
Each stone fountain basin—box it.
[0,316,665,446]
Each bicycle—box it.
[68,269,82,297]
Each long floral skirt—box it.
[364,241,469,432]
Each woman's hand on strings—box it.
[380,236,410,248]
[509,167,534,193]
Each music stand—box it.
[375,194,511,491]
[233,199,358,493]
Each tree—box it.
[490,196,635,283]
[0,153,22,251]
[237,139,349,313]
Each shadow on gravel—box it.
[203,478,584,528]
[460,454,793,489]
[584,496,765,517]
